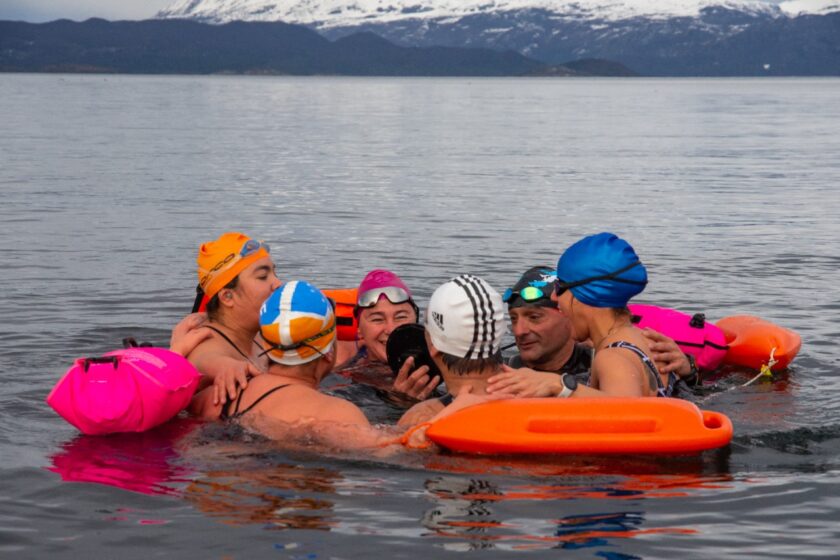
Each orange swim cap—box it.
[196,232,270,300]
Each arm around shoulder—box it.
[398,398,444,427]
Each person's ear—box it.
[219,289,235,306]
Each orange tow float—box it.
[716,315,802,371]
[323,288,359,341]
[425,398,733,455]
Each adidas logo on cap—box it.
[425,274,507,360]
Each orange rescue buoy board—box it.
[425,398,733,455]
[716,315,801,371]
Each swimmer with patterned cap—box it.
[260,281,337,366]
[197,280,463,450]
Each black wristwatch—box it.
[685,354,700,385]
[557,373,578,398]
[687,354,699,375]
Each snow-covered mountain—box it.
[155,0,840,75]
[156,0,839,26]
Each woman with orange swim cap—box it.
[186,232,281,407]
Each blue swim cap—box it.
[555,232,647,308]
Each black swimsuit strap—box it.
[229,384,291,419]
[606,341,667,395]
[220,387,246,421]
[206,325,253,362]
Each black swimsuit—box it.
[606,341,677,398]
[221,383,291,420]
[206,325,255,362]
[506,343,593,384]
[206,325,292,419]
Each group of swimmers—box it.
[169,231,698,451]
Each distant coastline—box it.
[0,19,637,77]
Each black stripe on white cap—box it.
[463,275,493,358]
[453,274,495,359]
[452,275,480,358]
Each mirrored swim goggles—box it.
[240,239,270,257]
[502,286,553,304]
[355,286,419,319]
[555,260,647,296]
[356,286,413,309]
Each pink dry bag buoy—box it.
[628,304,729,371]
[46,347,200,435]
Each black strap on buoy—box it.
[82,356,119,372]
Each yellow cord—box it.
[743,347,778,387]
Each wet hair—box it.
[206,276,239,320]
[612,307,632,319]
[440,351,503,376]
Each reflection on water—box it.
[184,463,341,531]
[421,474,707,552]
[46,418,200,496]
[45,412,737,551]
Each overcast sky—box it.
[0,0,173,22]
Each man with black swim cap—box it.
[487,264,694,397]
[502,266,592,383]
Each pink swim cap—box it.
[358,269,412,298]
[355,269,418,316]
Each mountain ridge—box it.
[154,0,840,75]
[0,18,635,76]
[156,0,840,26]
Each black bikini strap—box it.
[220,387,247,421]
[206,325,252,362]
[232,384,291,419]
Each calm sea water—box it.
[1,74,839,558]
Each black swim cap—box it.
[504,266,558,309]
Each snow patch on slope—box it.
[156,0,803,27]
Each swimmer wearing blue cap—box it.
[490,233,678,399]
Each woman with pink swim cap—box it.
[333,269,441,402]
